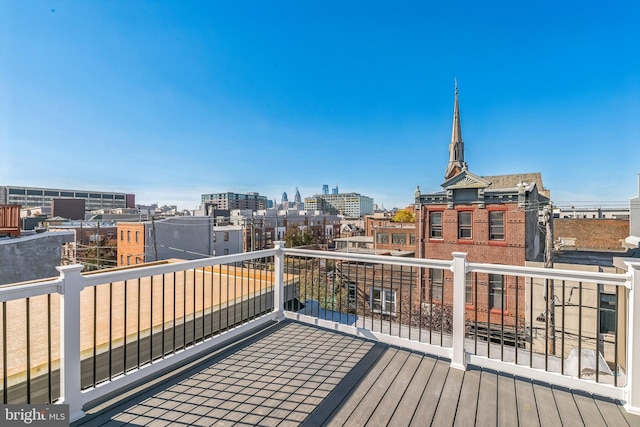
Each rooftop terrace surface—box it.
[74,320,640,427]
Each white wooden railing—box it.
[0,241,639,422]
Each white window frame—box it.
[370,287,396,316]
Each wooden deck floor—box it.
[74,320,640,426]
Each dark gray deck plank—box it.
[342,349,410,426]
[366,351,422,426]
[596,398,635,427]
[409,357,450,427]
[552,386,585,427]
[431,366,465,426]
[497,374,518,427]
[302,341,387,427]
[532,381,562,427]
[476,369,498,427]
[572,392,606,427]
[617,400,640,427]
[453,367,480,427]
[514,377,540,427]
[70,320,640,427]
[324,348,398,426]
[388,355,437,426]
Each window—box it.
[392,233,406,244]
[127,230,131,242]
[376,233,389,244]
[410,234,415,245]
[224,232,229,241]
[489,211,505,240]
[120,230,124,241]
[600,292,616,334]
[370,287,396,315]
[347,282,357,309]
[429,212,442,239]
[135,231,139,243]
[458,212,472,239]
[430,269,443,301]
[224,248,229,255]
[465,273,473,304]
[489,274,504,309]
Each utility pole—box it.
[544,206,555,354]
[151,216,158,261]
[96,222,100,269]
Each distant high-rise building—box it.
[322,185,329,195]
[332,184,339,195]
[282,192,288,203]
[294,187,302,204]
[201,192,267,211]
[304,192,374,218]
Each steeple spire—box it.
[445,78,467,180]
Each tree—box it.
[283,225,314,248]
[392,209,415,223]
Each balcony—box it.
[1,243,639,425]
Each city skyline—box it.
[1,2,638,211]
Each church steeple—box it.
[445,79,467,180]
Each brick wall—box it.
[554,219,629,250]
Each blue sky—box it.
[1,1,638,211]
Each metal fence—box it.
[1,243,639,421]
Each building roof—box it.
[481,172,550,199]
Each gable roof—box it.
[441,168,491,190]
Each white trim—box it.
[284,311,452,360]
[468,354,626,402]
[0,278,61,302]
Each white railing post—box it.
[625,261,640,415]
[451,252,468,370]
[273,241,285,320]
[56,264,85,422]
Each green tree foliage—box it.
[284,225,314,248]
[392,209,415,223]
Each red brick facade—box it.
[417,202,529,330]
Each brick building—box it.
[412,83,549,340]
[364,213,416,254]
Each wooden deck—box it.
[74,320,640,426]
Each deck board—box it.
[552,386,585,427]
[325,347,398,426]
[431,366,464,426]
[573,391,607,427]
[343,349,410,426]
[388,355,437,426]
[453,367,480,427]
[595,397,634,427]
[497,373,518,426]
[514,376,540,427]
[476,369,498,426]
[367,351,421,426]
[532,381,562,427]
[409,356,450,426]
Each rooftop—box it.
[2,245,640,426]
[75,320,639,426]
